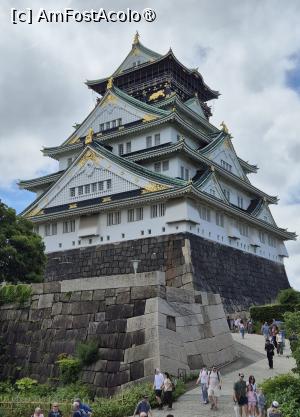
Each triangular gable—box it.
[255,202,277,226]
[113,41,161,76]
[194,170,228,203]
[201,134,247,180]
[184,97,205,118]
[23,145,176,217]
[65,87,167,145]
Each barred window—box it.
[99,123,104,131]
[150,205,158,218]
[78,186,83,196]
[107,179,112,190]
[106,122,110,130]
[63,220,75,233]
[45,224,51,236]
[146,136,152,148]
[180,166,184,179]
[268,235,277,248]
[259,231,265,244]
[52,223,57,235]
[85,184,90,194]
[117,118,122,126]
[223,188,231,201]
[216,212,224,227]
[136,207,143,220]
[127,209,135,222]
[107,211,121,226]
[154,133,160,146]
[70,188,75,197]
[118,144,124,156]
[98,181,104,191]
[112,120,116,128]
[154,162,161,172]
[126,142,131,153]
[221,159,232,172]
[151,204,165,218]
[162,160,169,171]
[237,195,244,209]
[238,222,249,237]
[199,206,211,222]
[91,183,97,192]
[159,203,165,217]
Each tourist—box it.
[227,315,232,330]
[261,322,270,340]
[153,368,164,409]
[71,403,81,417]
[247,383,257,417]
[74,398,92,416]
[162,372,173,410]
[257,389,266,417]
[48,403,63,417]
[247,318,253,334]
[265,339,275,369]
[31,407,44,417]
[234,317,241,332]
[196,365,209,404]
[270,325,278,350]
[277,332,284,355]
[132,394,152,417]
[248,375,257,392]
[207,365,221,410]
[267,401,282,417]
[239,320,245,339]
[233,373,247,417]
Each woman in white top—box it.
[196,366,209,404]
[207,366,222,410]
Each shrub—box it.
[56,357,81,384]
[283,311,300,338]
[277,288,300,305]
[250,304,298,322]
[76,340,99,366]
[15,377,38,392]
[0,284,32,305]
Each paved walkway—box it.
[152,333,295,417]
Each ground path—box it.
[152,333,296,417]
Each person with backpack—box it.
[207,366,221,410]
[132,394,152,417]
[196,365,209,404]
[74,398,92,417]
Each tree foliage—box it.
[0,200,46,283]
[277,288,300,305]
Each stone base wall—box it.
[0,272,235,396]
[45,233,290,312]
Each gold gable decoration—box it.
[78,149,100,167]
[142,114,158,123]
[102,93,117,107]
[106,77,113,90]
[133,31,140,45]
[220,121,229,134]
[142,182,169,193]
[27,207,43,217]
[85,128,94,145]
[69,136,80,144]
[149,90,165,101]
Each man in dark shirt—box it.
[48,403,63,417]
[233,373,248,417]
[72,402,82,417]
[265,339,275,369]
[132,395,152,417]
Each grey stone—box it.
[37,294,54,309]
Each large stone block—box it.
[37,294,54,309]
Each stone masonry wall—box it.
[0,272,235,396]
[45,233,290,312]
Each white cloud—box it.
[0,0,299,287]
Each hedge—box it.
[249,303,300,322]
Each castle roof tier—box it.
[19,34,296,262]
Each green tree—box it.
[0,200,46,283]
[277,288,300,305]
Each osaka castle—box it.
[19,32,296,295]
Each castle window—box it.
[185,168,189,180]
[107,235,110,241]
[85,184,90,194]
[63,220,75,233]
[146,136,152,148]
[221,159,232,172]
[45,223,57,236]
[98,181,104,191]
[107,179,112,190]
[52,223,57,235]
[100,123,104,131]
[89,238,92,244]
[107,211,121,226]
[72,241,75,246]
[151,205,158,218]
[117,118,122,126]
[237,195,244,209]
[59,243,62,248]
[45,224,51,236]
[78,240,81,245]
[216,212,224,227]
[141,230,144,235]
[78,186,83,196]
[118,144,124,156]
[70,187,76,197]
[92,183,97,192]
[136,207,143,220]
[106,121,110,130]
[127,209,135,222]
[126,142,131,153]
[154,162,161,172]
[148,229,151,234]
[166,315,176,332]
[259,231,265,244]
[159,203,165,217]
[154,133,160,146]
[238,222,248,237]
[122,233,125,238]
[151,203,165,218]
[112,120,116,128]
[162,160,169,171]
[268,235,277,248]
[180,166,185,179]
[199,205,211,222]
[223,188,231,201]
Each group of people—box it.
[30,398,92,417]
[233,372,282,417]
[261,321,285,369]
[227,316,254,337]
[196,365,222,410]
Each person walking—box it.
[132,395,152,417]
[277,332,284,355]
[196,365,209,404]
[267,401,282,417]
[265,339,275,369]
[247,319,253,334]
[207,366,221,410]
[257,389,266,417]
[270,325,278,350]
[261,322,270,340]
[153,368,164,409]
[247,383,257,417]
[48,403,63,417]
[233,373,248,417]
[162,372,173,410]
[239,320,245,339]
[248,375,257,392]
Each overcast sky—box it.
[0,0,299,289]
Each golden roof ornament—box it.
[133,31,140,45]
[106,77,113,90]
[220,121,229,134]
[85,128,94,145]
